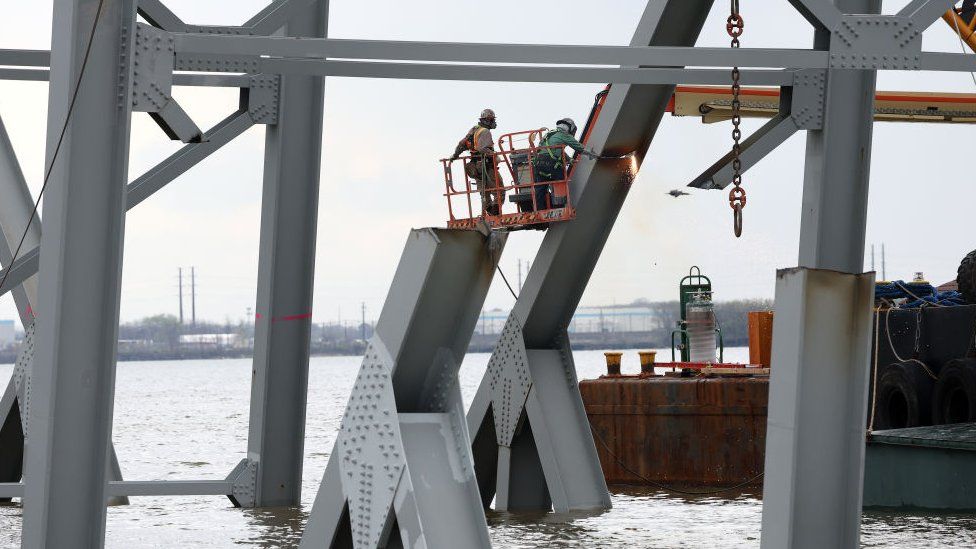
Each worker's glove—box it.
[583,148,600,159]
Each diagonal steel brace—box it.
[687,112,799,190]
[0,108,255,298]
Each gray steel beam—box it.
[0,113,38,501]
[0,250,39,300]
[242,0,327,509]
[301,228,501,548]
[0,49,50,66]
[797,8,879,273]
[0,69,49,82]
[466,0,714,514]
[108,480,232,497]
[761,269,876,548]
[0,482,23,499]
[128,109,255,207]
[0,108,254,300]
[149,99,204,143]
[760,0,881,547]
[244,0,318,35]
[0,114,40,325]
[175,35,828,69]
[21,0,137,546]
[0,480,233,498]
[0,67,250,87]
[898,0,954,29]
[788,0,843,29]
[688,114,799,190]
[137,0,186,32]
[261,59,795,86]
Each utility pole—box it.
[178,268,184,324]
[881,244,887,281]
[361,302,366,341]
[191,266,196,327]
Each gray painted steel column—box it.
[244,0,328,507]
[760,0,881,547]
[21,0,136,546]
[0,115,39,324]
[467,0,714,513]
[796,2,880,273]
[761,269,876,548]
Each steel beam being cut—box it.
[465,0,714,514]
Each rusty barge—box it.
[578,262,976,507]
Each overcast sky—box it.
[0,0,974,329]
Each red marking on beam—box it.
[272,313,312,323]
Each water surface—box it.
[1,349,973,547]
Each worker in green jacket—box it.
[531,117,598,211]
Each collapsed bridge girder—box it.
[465,0,715,514]
[0,0,964,547]
[300,228,503,549]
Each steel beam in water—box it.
[21,0,137,546]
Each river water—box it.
[1,349,975,548]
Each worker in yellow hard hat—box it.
[451,108,503,216]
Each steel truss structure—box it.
[0,0,968,547]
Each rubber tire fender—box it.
[932,358,976,425]
[874,361,935,430]
[959,249,976,304]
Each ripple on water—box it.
[0,352,974,547]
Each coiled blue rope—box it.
[875,280,966,308]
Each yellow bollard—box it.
[638,351,657,376]
[604,352,623,376]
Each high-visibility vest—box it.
[465,126,489,156]
[534,130,565,175]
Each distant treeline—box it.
[469,298,773,353]
[0,300,772,364]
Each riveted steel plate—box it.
[13,321,34,435]
[131,24,176,113]
[829,15,921,70]
[226,458,258,508]
[338,339,406,549]
[247,74,281,125]
[791,69,827,130]
[486,314,532,447]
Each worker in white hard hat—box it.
[451,108,503,216]
[531,117,598,211]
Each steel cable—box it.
[0,0,109,305]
